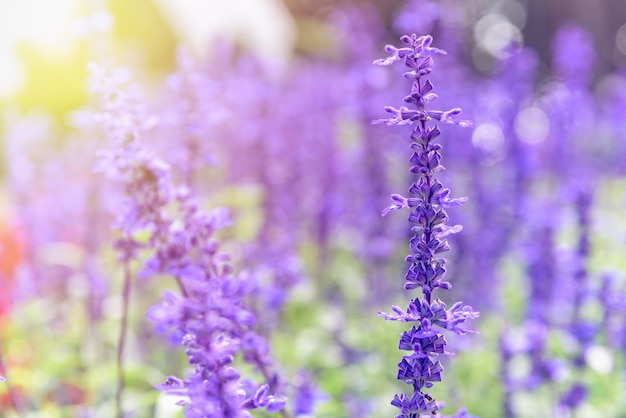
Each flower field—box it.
[1,1,626,417]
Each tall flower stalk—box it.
[90,63,289,418]
[375,34,478,417]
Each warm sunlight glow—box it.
[0,0,79,97]
[154,0,295,61]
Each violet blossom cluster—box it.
[145,189,287,418]
[89,63,287,418]
[374,34,478,417]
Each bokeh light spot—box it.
[514,106,550,144]
[585,345,613,374]
[472,122,505,153]
[474,13,523,59]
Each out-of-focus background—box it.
[2,0,626,115]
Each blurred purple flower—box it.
[552,22,596,86]
[291,370,325,416]
[91,64,287,417]
[559,382,588,409]
[393,0,440,36]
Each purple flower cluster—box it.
[145,190,287,417]
[375,34,479,417]
[89,63,287,418]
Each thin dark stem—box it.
[418,116,433,306]
[0,338,23,417]
[115,260,133,418]
[175,275,189,298]
[252,352,292,418]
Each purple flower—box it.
[379,299,478,336]
[374,33,477,416]
[291,370,324,416]
[391,392,439,418]
[91,64,287,417]
[145,192,287,418]
[240,384,287,413]
[560,383,588,409]
[552,22,596,86]
[373,35,447,69]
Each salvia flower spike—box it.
[375,34,478,417]
[90,64,287,418]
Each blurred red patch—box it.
[0,216,24,318]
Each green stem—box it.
[115,260,132,418]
